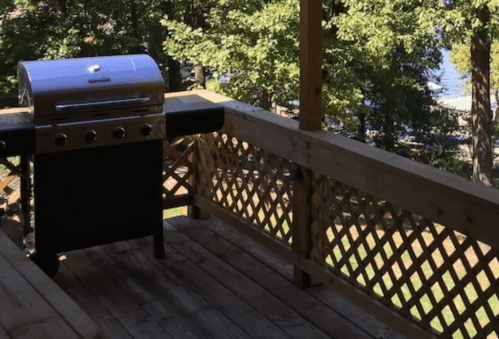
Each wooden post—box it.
[299,0,322,131]
[294,0,323,288]
[292,167,312,288]
[189,136,210,219]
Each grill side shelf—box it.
[0,113,35,157]
[163,95,225,137]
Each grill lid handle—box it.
[55,97,150,112]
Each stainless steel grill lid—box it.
[17,54,166,154]
[18,54,164,124]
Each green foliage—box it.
[332,0,499,183]
[493,120,499,138]
[0,0,488,182]
[449,42,499,94]
[165,0,466,176]
[0,0,181,107]
[163,0,300,107]
[423,149,472,177]
[325,1,443,153]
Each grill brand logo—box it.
[88,77,111,84]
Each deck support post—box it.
[299,0,322,131]
[189,136,211,219]
[292,167,313,288]
[293,0,323,288]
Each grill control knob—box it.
[84,130,97,143]
[141,124,153,136]
[0,140,6,153]
[54,133,68,146]
[113,127,126,139]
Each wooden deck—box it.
[0,226,107,339]
[48,216,407,339]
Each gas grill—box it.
[0,55,224,276]
[17,54,166,154]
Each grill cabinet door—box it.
[33,140,163,253]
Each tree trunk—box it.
[167,59,182,92]
[193,65,205,89]
[55,0,68,14]
[129,0,141,53]
[262,88,271,110]
[357,113,366,142]
[470,6,493,186]
[188,0,206,29]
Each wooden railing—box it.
[2,90,499,339]
[0,159,20,207]
[163,91,499,339]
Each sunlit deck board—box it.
[0,229,107,339]
[52,216,407,339]
[183,217,407,339]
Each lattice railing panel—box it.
[309,172,499,338]
[197,132,294,245]
[0,157,23,211]
[162,137,194,202]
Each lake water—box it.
[439,49,467,98]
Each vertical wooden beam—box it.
[189,136,210,219]
[292,167,312,288]
[299,0,322,131]
[294,0,323,288]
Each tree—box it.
[163,0,300,110]
[334,0,498,186]
[468,6,494,185]
[164,0,463,172]
[170,0,219,89]
[450,42,499,120]
[0,1,61,107]
[327,1,444,154]
[450,42,499,176]
[429,2,497,185]
[0,0,182,108]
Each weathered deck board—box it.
[54,262,135,339]
[104,242,284,339]
[198,217,406,339]
[162,219,334,339]
[86,241,252,339]
[167,217,374,339]
[0,229,107,339]
[49,216,407,339]
[0,324,10,339]
[62,250,172,339]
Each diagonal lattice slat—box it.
[162,137,194,202]
[197,132,294,245]
[309,171,499,339]
[0,157,24,208]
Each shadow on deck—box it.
[51,216,406,339]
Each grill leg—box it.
[153,229,165,259]
[20,155,31,236]
[30,251,59,277]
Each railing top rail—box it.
[178,90,499,251]
[0,107,30,115]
